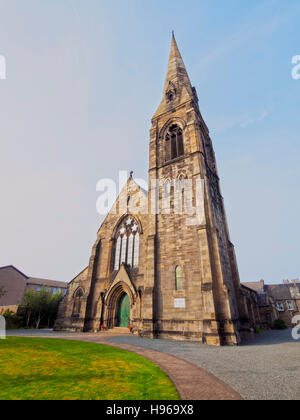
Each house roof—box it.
[265,284,299,300]
[0,265,29,279]
[242,281,264,292]
[27,277,68,289]
[0,266,67,288]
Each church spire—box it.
[153,33,195,119]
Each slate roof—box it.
[0,265,29,279]
[242,281,264,293]
[265,284,300,300]
[27,277,68,289]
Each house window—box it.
[276,301,285,312]
[113,217,140,271]
[287,301,294,311]
[175,266,183,291]
[165,124,184,162]
[53,288,61,295]
[36,286,41,292]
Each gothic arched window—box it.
[165,124,184,162]
[175,266,183,291]
[113,218,140,271]
[73,288,83,316]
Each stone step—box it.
[107,327,131,335]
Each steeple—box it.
[153,33,196,119]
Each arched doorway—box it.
[117,293,130,327]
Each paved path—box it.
[7,329,300,400]
[109,330,300,401]
[6,330,241,401]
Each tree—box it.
[46,291,63,328]
[22,289,36,328]
[21,287,63,329]
[31,287,52,329]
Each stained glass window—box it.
[113,218,140,271]
[133,233,140,267]
[127,234,134,267]
[114,236,121,270]
[120,235,127,264]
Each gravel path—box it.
[7,329,300,400]
[109,330,300,400]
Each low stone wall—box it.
[0,305,19,315]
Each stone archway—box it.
[104,280,135,329]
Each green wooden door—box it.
[117,294,130,327]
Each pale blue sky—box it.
[0,0,299,283]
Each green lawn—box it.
[0,337,179,400]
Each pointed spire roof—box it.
[153,33,195,118]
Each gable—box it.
[0,266,28,306]
[97,177,148,235]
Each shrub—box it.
[3,310,23,330]
[253,325,264,334]
[273,318,287,330]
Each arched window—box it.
[175,266,183,291]
[113,217,140,271]
[165,124,184,162]
[133,233,140,267]
[114,236,121,271]
[73,288,83,316]
[120,234,127,264]
[127,234,134,266]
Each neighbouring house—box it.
[265,280,300,328]
[0,265,67,315]
[242,279,300,329]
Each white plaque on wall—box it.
[174,298,186,308]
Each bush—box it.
[3,310,23,330]
[253,325,264,334]
[273,319,287,330]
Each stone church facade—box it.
[55,35,251,346]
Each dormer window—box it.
[166,90,174,101]
[165,81,176,103]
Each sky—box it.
[0,0,299,283]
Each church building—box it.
[55,35,250,346]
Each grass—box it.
[0,337,179,400]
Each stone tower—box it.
[148,34,243,345]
